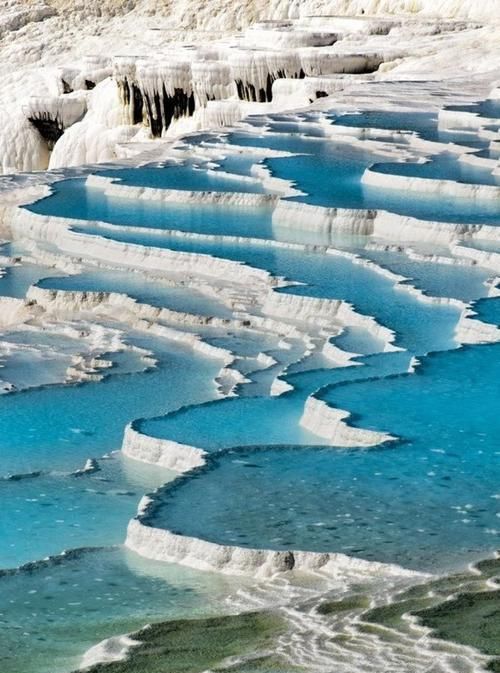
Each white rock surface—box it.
[300,395,396,447]
[125,517,419,578]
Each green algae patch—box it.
[362,555,500,671]
[414,556,499,670]
[417,590,500,661]
[363,596,434,629]
[83,610,286,673]
[316,594,370,615]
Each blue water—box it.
[0,456,151,568]
[357,247,490,302]
[29,127,500,258]
[332,110,439,138]
[474,296,500,326]
[98,163,264,193]
[223,128,500,223]
[0,327,226,590]
[61,220,461,354]
[0,317,238,671]
[0,546,244,673]
[139,351,414,451]
[373,152,500,187]
[29,178,274,240]
[267,151,500,223]
[141,394,321,453]
[0,333,221,476]
[0,255,62,299]
[331,109,489,148]
[147,342,500,571]
[36,270,233,319]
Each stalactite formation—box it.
[27,113,65,149]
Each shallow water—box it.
[0,546,246,673]
[0,252,63,298]
[145,339,500,571]
[139,351,414,451]
[223,128,500,223]
[37,270,233,319]
[98,163,265,193]
[357,246,490,302]
[30,178,274,240]
[373,151,500,186]
[66,226,462,353]
[1,456,150,567]
[0,333,221,475]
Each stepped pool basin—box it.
[53,224,464,354]
[36,270,234,319]
[0,334,222,476]
[143,339,500,572]
[0,546,249,673]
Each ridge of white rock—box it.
[0,309,157,392]
[452,244,500,274]
[363,166,500,201]
[455,310,500,345]
[86,174,277,204]
[272,202,500,251]
[270,376,295,396]
[27,284,237,333]
[272,200,377,236]
[438,107,498,131]
[0,296,39,328]
[26,288,237,363]
[402,247,477,268]
[322,339,360,365]
[373,212,476,245]
[299,394,396,447]
[125,517,420,578]
[80,633,141,669]
[7,200,425,365]
[325,246,467,310]
[6,208,276,289]
[262,291,398,351]
[122,424,207,473]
